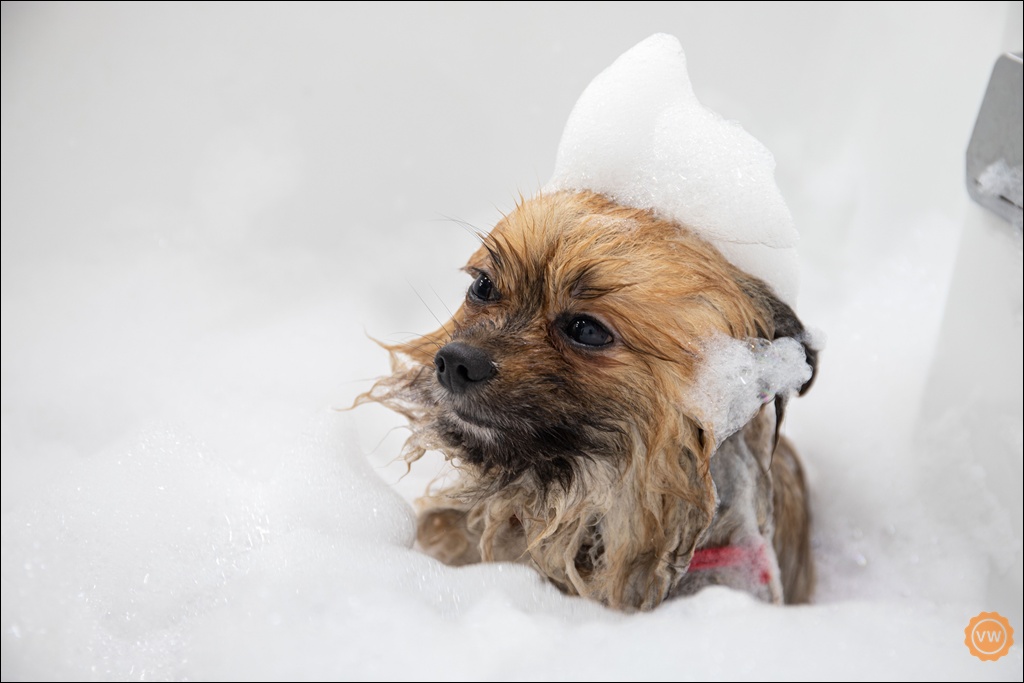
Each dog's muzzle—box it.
[434,342,496,394]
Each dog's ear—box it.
[733,274,819,451]
[738,275,818,396]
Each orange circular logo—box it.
[964,611,1014,661]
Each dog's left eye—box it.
[564,316,613,347]
[468,273,498,302]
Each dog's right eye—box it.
[468,273,498,302]
[564,315,613,347]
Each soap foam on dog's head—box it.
[546,33,800,306]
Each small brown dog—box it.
[362,190,817,611]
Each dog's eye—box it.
[468,273,498,302]
[565,316,613,347]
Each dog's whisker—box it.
[366,423,413,459]
[405,279,452,334]
[435,214,487,245]
[428,285,457,322]
[397,337,446,359]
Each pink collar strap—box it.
[688,542,772,585]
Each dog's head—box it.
[364,190,815,609]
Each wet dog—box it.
[361,190,817,611]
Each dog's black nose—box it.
[434,342,496,394]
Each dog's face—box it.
[365,190,815,609]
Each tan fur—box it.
[770,437,815,603]
[359,190,815,610]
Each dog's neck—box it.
[672,412,784,603]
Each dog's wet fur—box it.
[360,190,816,611]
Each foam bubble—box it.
[977,159,1023,230]
[546,34,800,304]
[689,334,812,445]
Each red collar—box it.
[689,542,772,585]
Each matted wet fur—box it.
[359,190,816,611]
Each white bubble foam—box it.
[546,34,800,305]
[689,334,812,445]
[977,159,1023,230]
